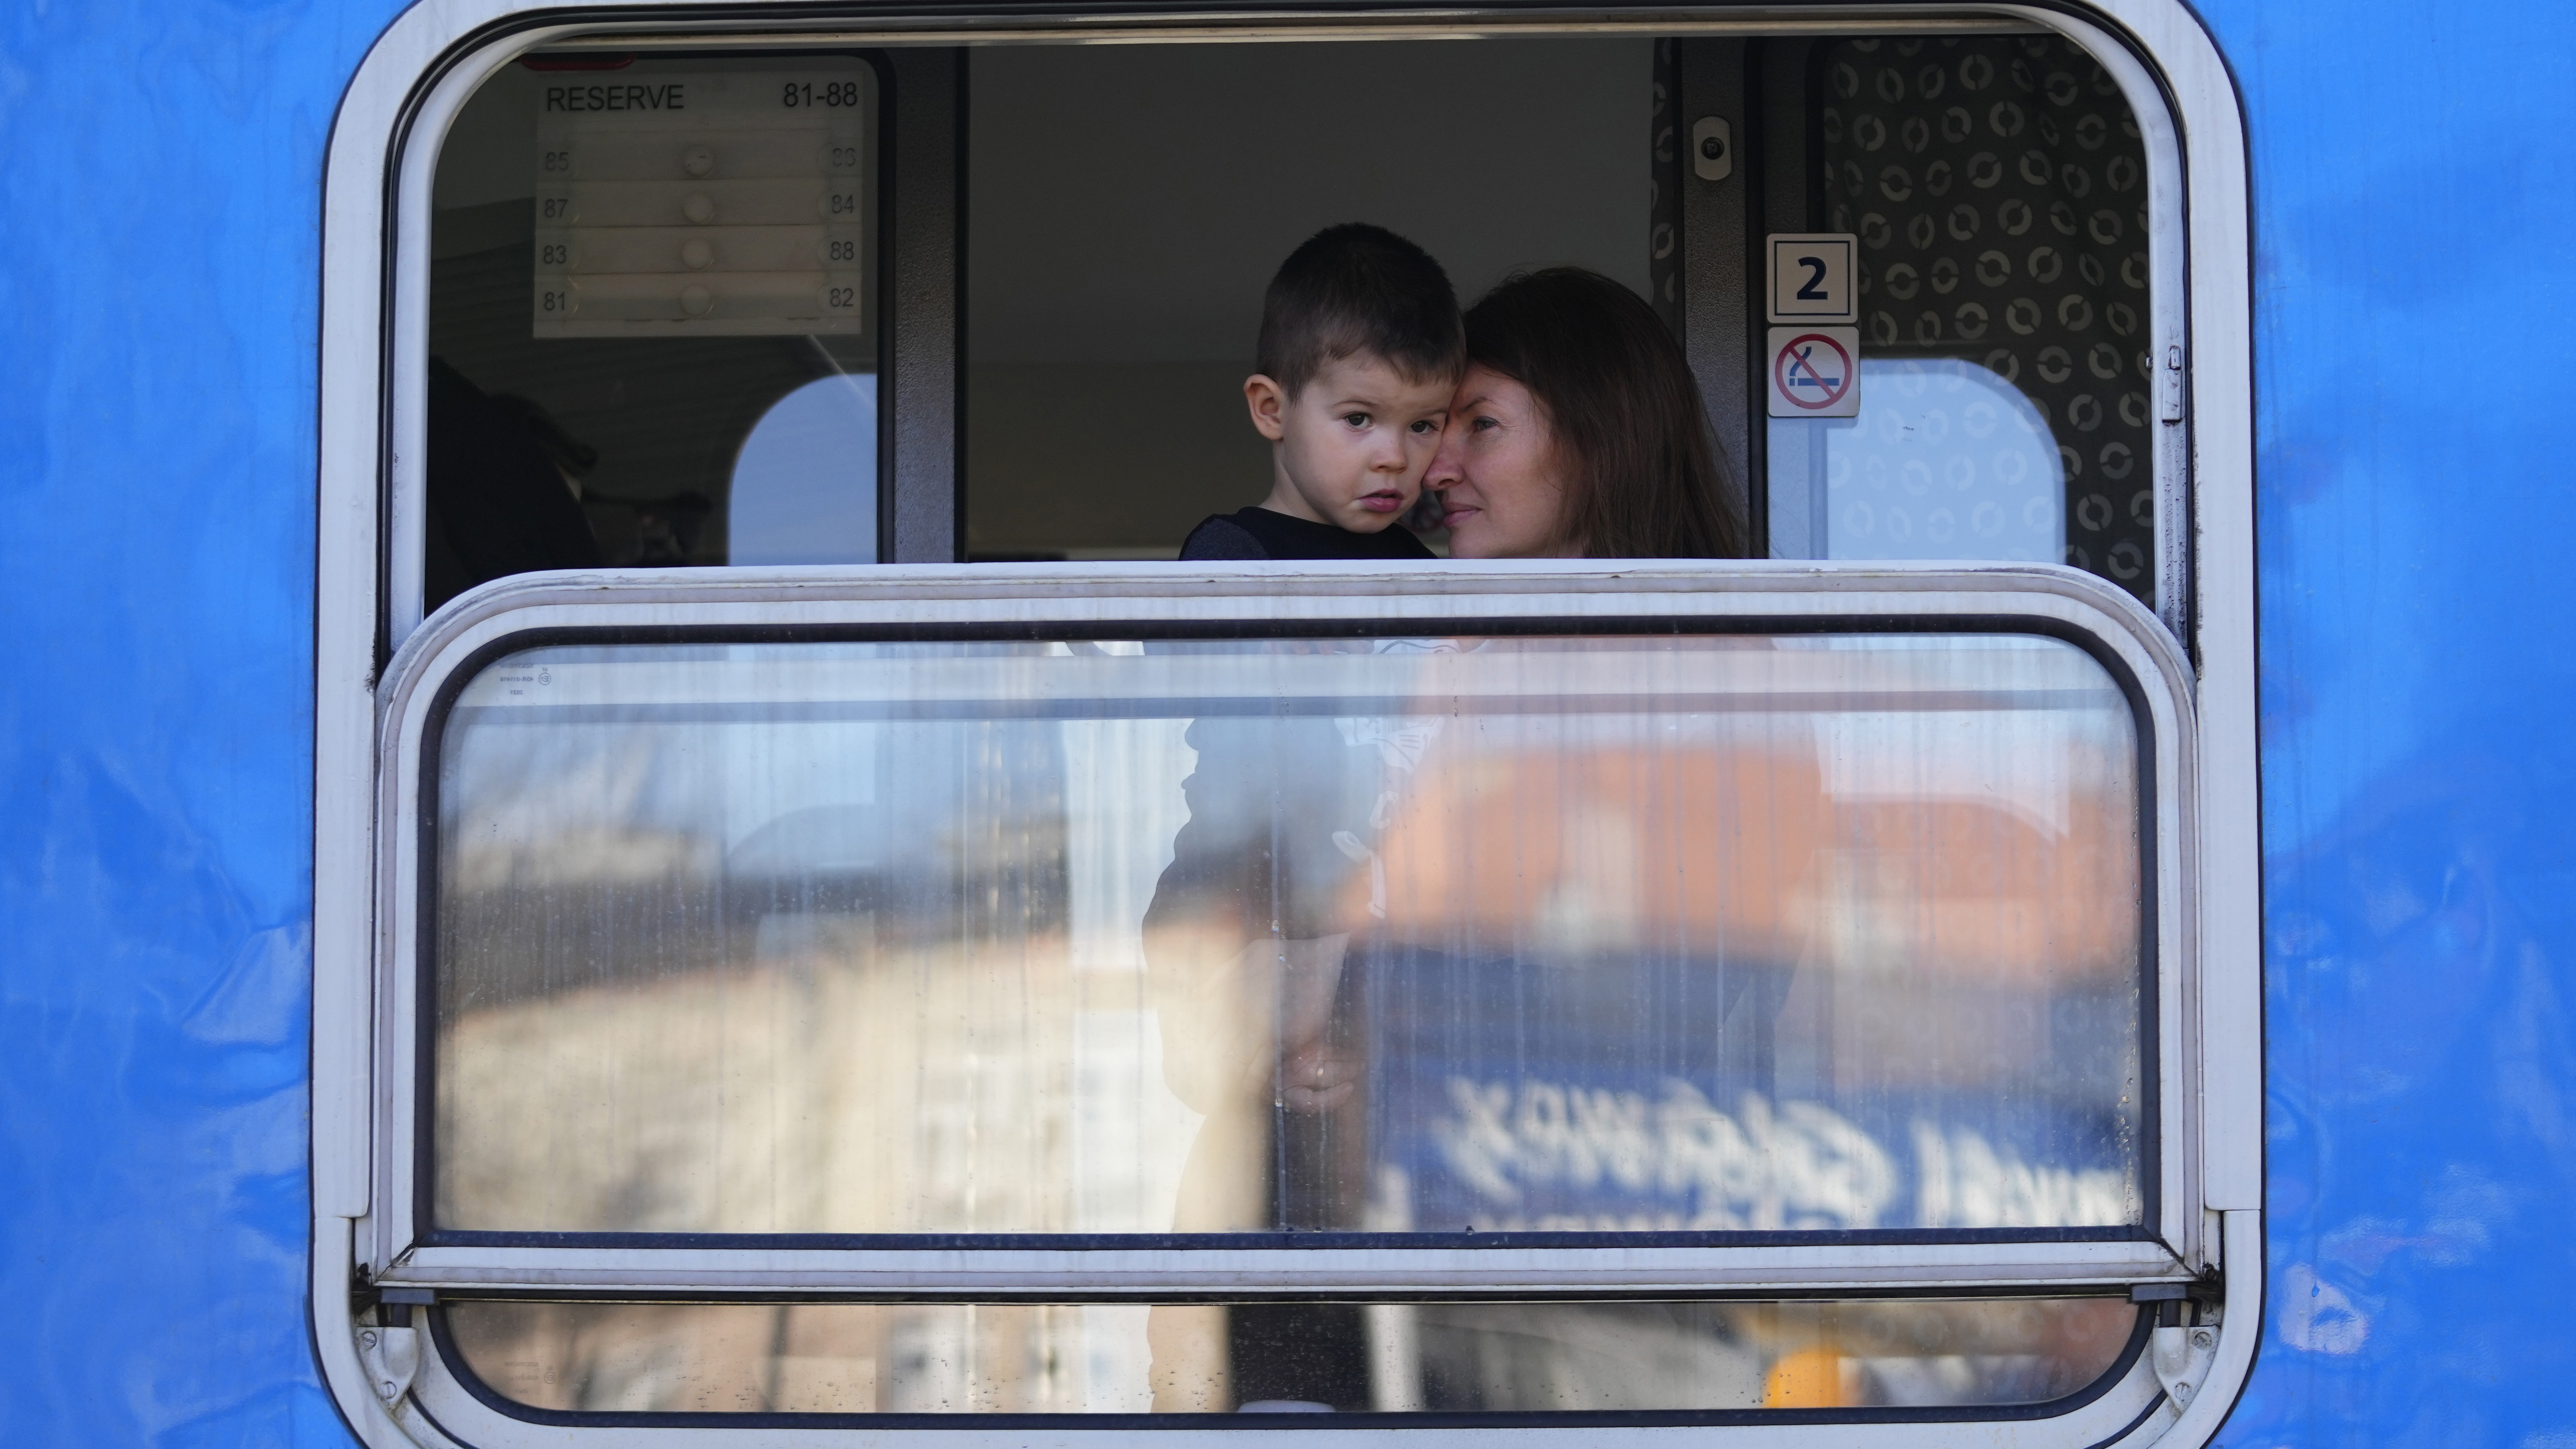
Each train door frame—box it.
[311,2,2259,1445]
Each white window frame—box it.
[313,3,2260,1445]
[372,562,2199,1294]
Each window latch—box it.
[2159,344,2186,423]
[1690,117,1732,181]
[358,1288,433,1405]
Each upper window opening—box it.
[963,40,1655,562]
[411,29,2176,614]
[952,33,2169,606]
[427,54,882,610]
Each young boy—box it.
[1179,223,1464,560]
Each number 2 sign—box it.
[1766,233,1859,324]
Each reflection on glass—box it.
[433,634,2143,1235]
[444,1296,2140,1415]
[1772,358,2066,565]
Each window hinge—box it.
[2159,344,2186,423]
[358,1288,434,1405]
[2149,1319,2218,1414]
[356,1324,418,1405]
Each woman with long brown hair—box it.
[1427,267,1748,559]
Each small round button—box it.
[680,239,714,270]
[1700,134,1727,161]
[679,284,713,317]
[681,145,715,178]
[682,192,716,224]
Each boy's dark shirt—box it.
[1178,506,1436,561]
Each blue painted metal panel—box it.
[2198,0,2576,1443]
[5,0,2576,1443]
[0,0,393,1442]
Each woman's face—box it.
[1425,367,1583,559]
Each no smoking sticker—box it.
[1767,326,1862,418]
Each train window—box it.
[423,54,884,612]
[324,6,2256,1446]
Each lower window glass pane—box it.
[443,1296,2141,1416]
[432,632,2145,1235]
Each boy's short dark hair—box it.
[1255,223,1466,397]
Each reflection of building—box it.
[436,705,1205,1237]
[439,935,1201,1235]
[1336,697,2141,1236]
[1364,725,2136,986]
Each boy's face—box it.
[1244,354,1454,532]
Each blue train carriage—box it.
[8,0,2570,1442]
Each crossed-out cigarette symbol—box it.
[1775,333,1855,410]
